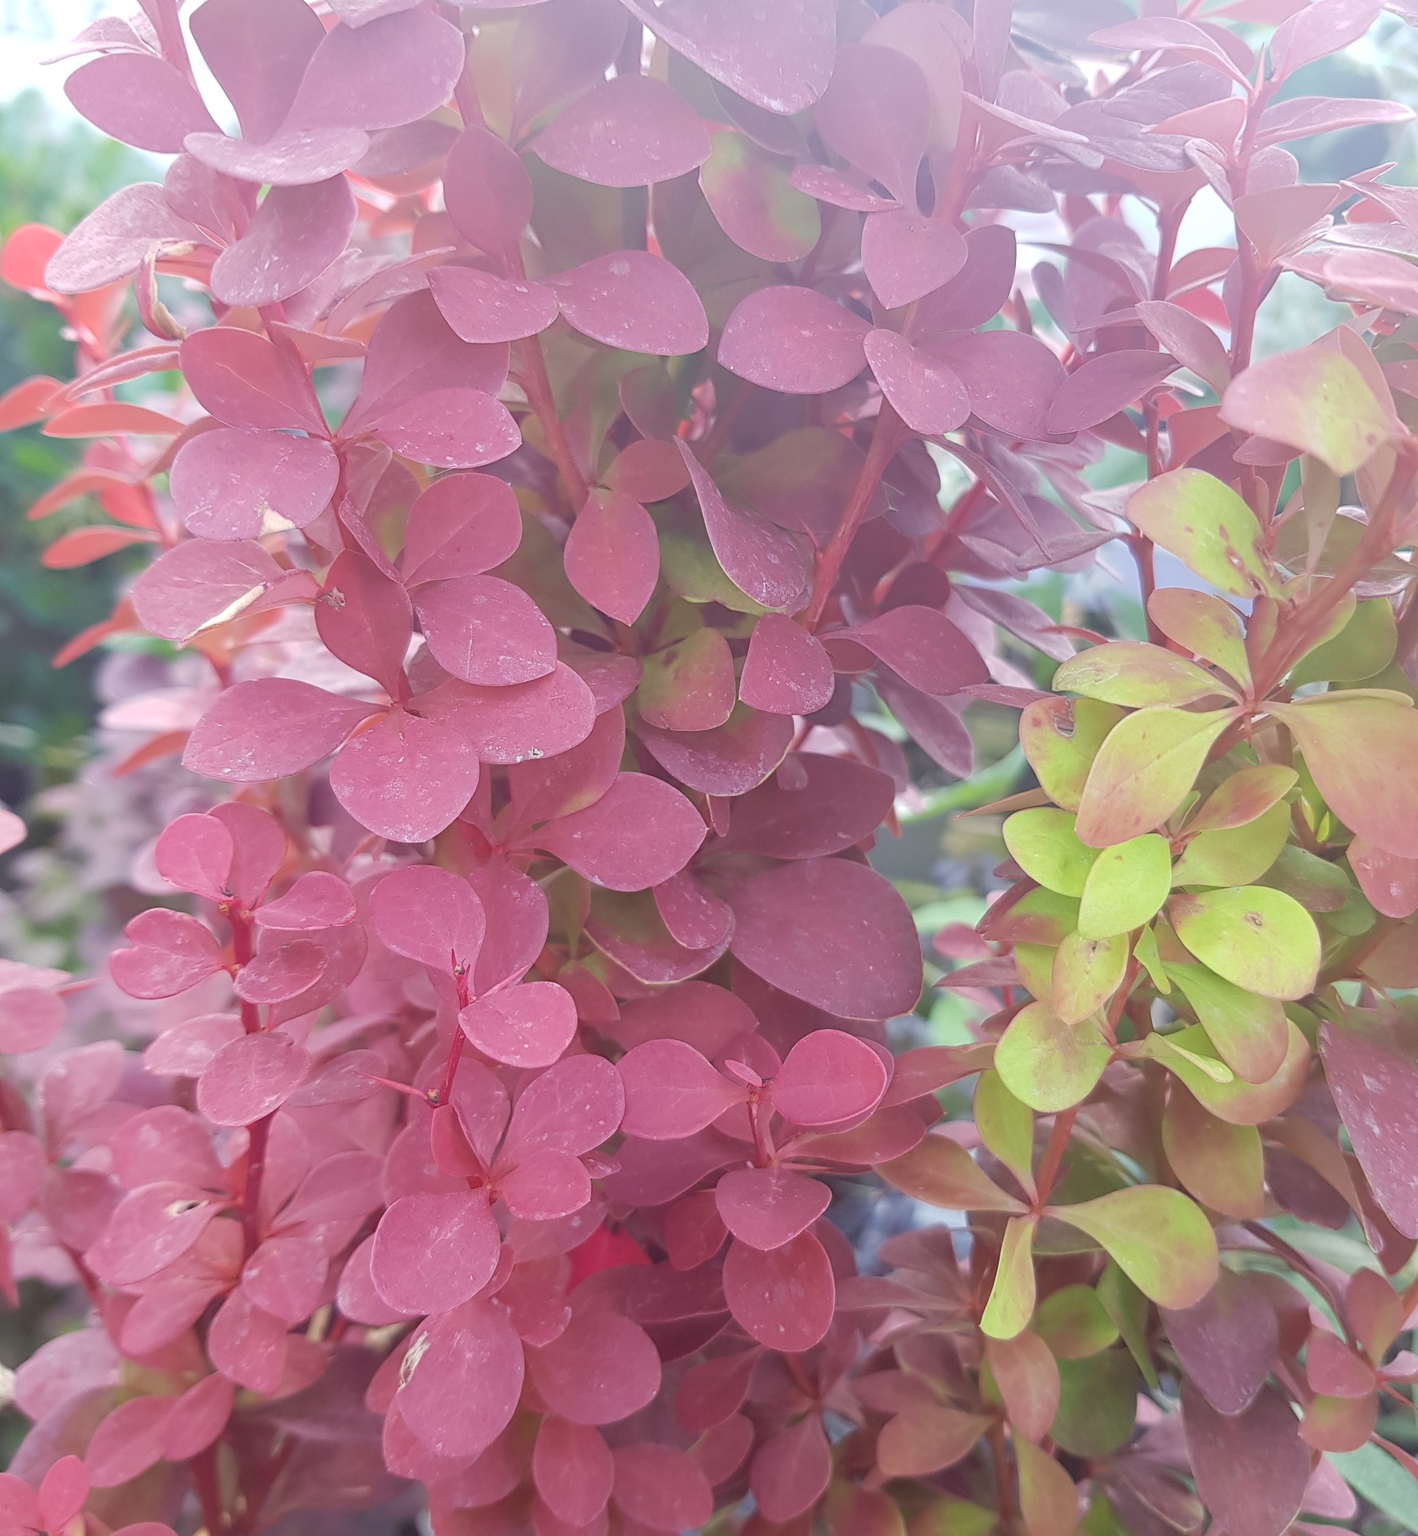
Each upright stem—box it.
[803,403,906,630]
[241,1115,272,1260]
[517,336,589,512]
[193,1443,226,1533]
[1033,1108,1077,1208]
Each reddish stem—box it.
[193,1442,226,1533]
[1033,1107,1078,1209]
[516,336,589,512]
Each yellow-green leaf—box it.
[1020,697,1124,812]
[1074,706,1237,849]
[1078,833,1172,938]
[981,1214,1039,1340]
[996,1002,1111,1113]
[1048,1185,1218,1310]
[1053,641,1236,708]
[984,887,1079,947]
[1015,1436,1080,1536]
[1171,798,1289,888]
[1033,1285,1120,1359]
[1161,1083,1265,1219]
[1170,885,1320,1000]
[1165,960,1290,1084]
[1003,809,1098,897]
[1187,763,1297,834]
[1288,598,1397,687]
[1133,924,1170,992]
[975,1070,1036,1198]
[879,1135,1026,1213]
[1147,588,1251,690]
[1138,1020,1310,1125]
[1126,469,1282,599]
[1052,931,1129,1025]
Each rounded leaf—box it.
[1170,887,1320,1001]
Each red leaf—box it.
[546,251,708,358]
[210,802,289,904]
[726,857,923,1020]
[233,939,327,1004]
[722,1231,836,1351]
[315,550,412,695]
[402,471,524,586]
[329,708,482,845]
[536,773,706,891]
[171,427,339,541]
[534,1417,614,1527]
[498,1147,592,1222]
[37,1458,87,1531]
[255,872,357,931]
[241,1230,327,1323]
[418,665,596,765]
[0,375,63,430]
[1347,837,1418,919]
[210,177,357,308]
[40,527,155,568]
[375,386,522,470]
[618,1039,746,1140]
[428,266,560,345]
[654,870,734,951]
[738,614,835,715]
[603,439,692,503]
[863,330,971,435]
[371,1190,501,1314]
[180,326,324,433]
[527,1309,661,1426]
[861,209,967,309]
[461,982,578,1069]
[197,1031,312,1126]
[368,865,485,973]
[564,491,660,626]
[85,1183,223,1286]
[154,813,235,901]
[715,1167,831,1250]
[414,575,558,686]
[772,1029,890,1128]
[612,1444,713,1534]
[443,125,534,274]
[110,909,224,1000]
[208,1287,289,1395]
[936,328,1068,440]
[0,988,65,1053]
[718,286,870,395]
[533,75,711,188]
[131,539,287,643]
[725,753,895,859]
[399,1299,525,1460]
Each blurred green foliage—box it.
[0,91,150,811]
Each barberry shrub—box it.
[1,0,1418,1532]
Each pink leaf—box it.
[65,53,218,153]
[85,1183,224,1287]
[738,615,835,715]
[502,1054,625,1161]
[85,1395,173,1488]
[564,491,660,626]
[233,939,327,1005]
[527,1309,661,1426]
[936,327,1068,439]
[337,1234,413,1326]
[718,286,870,394]
[536,773,706,892]
[371,1189,501,1314]
[863,330,971,435]
[534,1417,614,1527]
[45,182,206,295]
[209,803,289,904]
[443,125,533,274]
[255,871,356,931]
[533,75,711,188]
[844,604,988,695]
[678,445,810,613]
[715,1167,831,1251]
[207,1287,289,1395]
[196,1031,312,1126]
[210,176,357,308]
[143,1014,244,1078]
[726,857,923,1020]
[0,988,64,1053]
[418,665,596,765]
[171,427,338,541]
[414,575,558,686]
[0,1133,46,1223]
[162,1373,234,1461]
[653,870,734,951]
[315,550,412,695]
[722,1230,836,1351]
[813,44,930,207]
[348,290,510,423]
[1046,349,1181,435]
[329,708,482,845]
[508,707,627,830]
[154,813,235,901]
[469,859,552,994]
[110,909,224,1001]
[183,125,370,186]
[109,1105,222,1191]
[618,1039,746,1140]
[751,1412,832,1522]
[637,705,794,797]
[187,0,326,142]
[861,209,967,309]
[612,1444,714,1534]
[374,386,522,470]
[772,1029,890,1127]
[1347,837,1418,920]
[131,538,286,643]
[368,865,485,973]
[498,1147,592,1222]
[546,251,708,357]
[37,1458,87,1531]
[461,982,577,1069]
[183,680,374,783]
[180,326,324,433]
[403,471,525,586]
[428,265,560,344]
[397,1298,524,1459]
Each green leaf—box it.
[1125,469,1282,599]
[634,626,735,731]
[1268,693,1418,859]
[1187,763,1297,834]
[1033,1285,1120,1359]
[1164,960,1290,1084]
[996,1002,1111,1113]
[1138,1020,1310,1125]
[1289,597,1397,687]
[1020,697,1124,812]
[878,1135,1026,1213]
[1219,333,1406,476]
[975,1070,1036,1198]
[981,1215,1039,1340]
[699,130,821,261]
[1256,842,1352,912]
[1171,798,1289,888]
[1049,1185,1218,1310]
[1051,1351,1139,1458]
[1078,833,1172,938]
[1133,924,1171,993]
[1147,588,1251,690]
[1003,808,1098,897]
[908,1499,998,1536]
[1053,641,1236,708]
[1326,1444,1418,1532]
[1074,706,1237,849]
[1097,1261,1159,1390]
[1014,1436,1080,1536]
[1161,1082,1265,1219]
[1170,885,1320,1000]
[1051,931,1129,1025]
[1015,942,1055,1002]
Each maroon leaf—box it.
[618,1039,746,1139]
[534,1417,614,1528]
[443,125,534,274]
[428,266,560,345]
[612,1444,713,1534]
[180,327,324,434]
[402,471,524,587]
[1161,1269,1280,1415]
[536,773,706,892]
[371,1190,500,1314]
[1181,1381,1310,1536]
[527,1309,661,1426]
[739,614,835,715]
[183,680,375,782]
[718,286,869,394]
[727,857,923,1019]
[564,491,660,625]
[545,251,708,357]
[715,1167,831,1250]
[418,665,596,766]
[1046,350,1180,435]
[725,753,895,859]
[414,575,558,686]
[533,75,711,188]
[638,705,795,796]
[315,550,412,695]
[209,177,357,308]
[861,210,967,309]
[863,331,971,435]
[845,605,988,695]
[814,45,930,208]
[722,1231,836,1351]
[654,870,734,951]
[936,328,1068,440]
[369,865,485,974]
[772,1029,890,1127]
[171,428,339,541]
[751,1412,832,1523]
